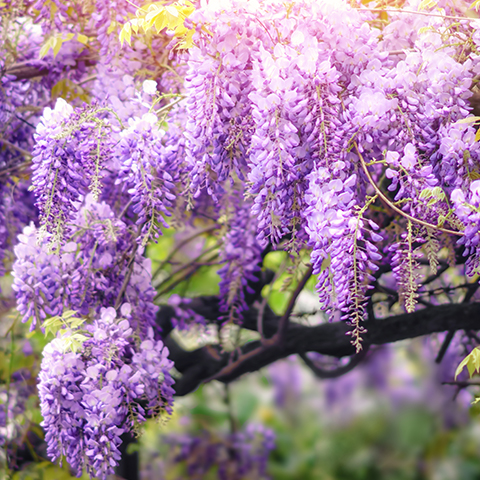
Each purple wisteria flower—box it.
[115,112,176,245]
[451,180,480,277]
[12,196,158,335]
[31,99,114,251]
[38,306,174,480]
[217,198,263,320]
[165,422,275,480]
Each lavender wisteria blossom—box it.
[116,112,176,244]
[12,197,158,334]
[164,423,275,480]
[31,99,115,250]
[38,306,174,480]
[5,0,480,476]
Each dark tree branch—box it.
[4,63,49,80]
[435,330,455,364]
[300,347,369,379]
[4,56,99,81]
[162,302,480,396]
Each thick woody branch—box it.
[4,56,98,81]
[162,302,480,396]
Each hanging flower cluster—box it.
[31,99,114,251]
[38,306,174,479]
[12,197,158,335]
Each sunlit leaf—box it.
[107,20,117,35]
[418,26,433,34]
[455,347,480,379]
[418,0,438,10]
[77,33,89,44]
[119,22,132,46]
[456,116,480,124]
[470,0,480,12]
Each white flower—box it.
[142,79,157,95]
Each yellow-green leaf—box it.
[475,129,480,142]
[130,18,143,34]
[418,0,437,9]
[77,33,89,44]
[455,347,480,379]
[176,28,195,49]
[470,0,480,11]
[165,4,180,17]
[52,37,63,57]
[154,12,169,33]
[39,36,56,59]
[455,354,471,379]
[418,26,433,34]
[119,22,132,46]
[456,116,480,124]
[107,20,117,35]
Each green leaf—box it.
[62,310,78,319]
[419,188,432,199]
[52,37,63,57]
[418,26,433,34]
[39,36,56,58]
[119,22,132,46]
[77,33,89,44]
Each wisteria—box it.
[12,197,158,335]
[38,306,174,479]
[4,0,480,476]
[116,112,176,244]
[31,99,116,250]
[165,423,275,480]
[217,198,263,320]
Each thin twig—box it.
[435,330,454,364]
[300,346,368,379]
[422,264,449,286]
[257,256,289,344]
[154,242,219,293]
[206,344,268,383]
[0,138,32,160]
[152,225,218,281]
[274,264,313,343]
[354,141,463,237]
[78,74,97,86]
[114,228,142,310]
[442,381,480,386]
[154,95,186,116]
[154,252,219,299]
[360,7,478,22]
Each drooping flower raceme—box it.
[38,306,174,480]
[217,198,263,320]
[12,197,158,335]
[451,180,480,277]
[115,112,176,245]
[31,99,114,251]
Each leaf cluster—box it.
[119,0,196,49]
